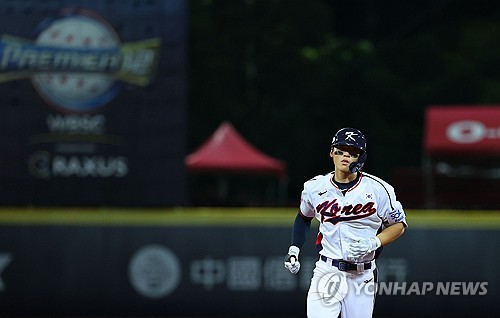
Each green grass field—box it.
[0,207,500,229]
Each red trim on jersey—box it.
[347,172,363,192]
[329,172,363,191]
[329,173,340,189]
[329,179,339,190]
[315,232,323,247]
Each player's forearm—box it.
[291,212,312,248]
[376,222,405,247]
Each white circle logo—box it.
[32,8,121,112]
[128,245,181,299]
[446,120,486,144]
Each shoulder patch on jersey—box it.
[389,208,405,223]
[365,193,374,200]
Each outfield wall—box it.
[0,208,498,317]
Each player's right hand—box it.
[284,245,301,274]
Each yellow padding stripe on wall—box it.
[0,207,499,228]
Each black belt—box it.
[320,255,372,271]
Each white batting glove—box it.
[284,246,301,274]
[348,237,381,258]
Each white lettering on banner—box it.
[52,155,128,177]
[226,257,261,291]
[122,49,156,75]
[0,44,121,72]
[46,114,106,134]
[30,114,129,178]
[190,256,306,292]
[187,256,489,297]
[447,120,500,144]
[190,257,225,290]
[0,253,13,292]
[28,152,129,178]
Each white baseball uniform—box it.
[299,171,407,318]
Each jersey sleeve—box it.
[387,200,408,227]
[377,184,408,227]
[299,184,316,218]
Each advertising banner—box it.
[0,1,188,205]
[0,225,497,317]
[424,105,500,156]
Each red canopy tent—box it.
[186,121,287,177]
[185,121,287,205]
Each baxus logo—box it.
[0,7,160,112]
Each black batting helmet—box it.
[331,128,367,172]
[331,128,367,154]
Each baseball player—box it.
[284,127,407,318]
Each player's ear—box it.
[329,148,334,158]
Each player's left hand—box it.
[348,237,381,258]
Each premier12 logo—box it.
[0,7,160,112]
[0,7,162,179]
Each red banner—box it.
[424,106,500,156]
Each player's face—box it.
[330,146,360,172]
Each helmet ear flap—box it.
[349,152,367,173]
